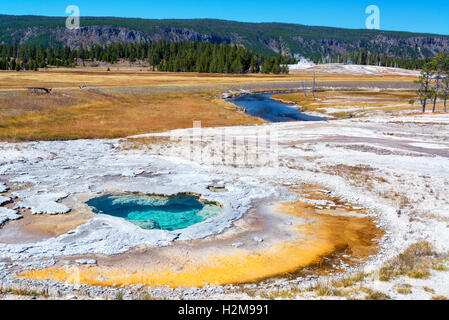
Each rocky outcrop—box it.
[58,26,151,48]
[51,25,230,49]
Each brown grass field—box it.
[0,69,418,141]
[0,68,415,90]
[271,90,420,118]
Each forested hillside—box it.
[0,41,293,73]
[1,15,448,60]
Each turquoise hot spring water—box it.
[86,193,221,231]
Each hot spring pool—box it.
[86,194,221,231]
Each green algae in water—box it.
[86,194,221,231]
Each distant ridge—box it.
[1,14,448,59]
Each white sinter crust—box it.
[0,115,448,276]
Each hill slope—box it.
[1,15,449,59]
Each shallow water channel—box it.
[228,93,325,122]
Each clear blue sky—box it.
[1,0,448,35]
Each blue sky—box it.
[1,0,448,35]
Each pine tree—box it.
[415,63,433,113]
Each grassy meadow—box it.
[0,69,417,141]
[271,90,423,118]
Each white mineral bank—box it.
[0,182,7,193]
[0,114,449,301]
[0,207,21,226]
[0,195,10,206]
[288,62,420,76]
[0,137,289,260]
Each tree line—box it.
[316,49,428,70]
[0,41,293,74]
[0,41,432,74]
[415,51,449,113]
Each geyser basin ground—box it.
[86,193,221,231]
[17,185,383,288]
[2,112,449,299]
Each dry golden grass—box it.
[364,290,391,300]
[0,287,42,297]
[378,242,448,281]
[234,269,371,299]
[332,271,369,288]
[258,288,301,300]
[312,282,345,297]
[396,284,412,295]
[0,70,291,141]
[237,241,447,300]
[272,89,422,118]
[0,69,419,141]
[432,295,448,300]
[0,69,416,90]
[0,70,281,89]
[0,88,264,141]
[423,286,435,293]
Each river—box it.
[228,93,325,122]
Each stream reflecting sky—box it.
[230,94,325,122]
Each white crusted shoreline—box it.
[1,113,449,299]
[0,137,298,261]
